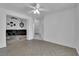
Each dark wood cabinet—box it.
[6,29,26,36]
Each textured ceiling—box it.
[0,3,77,15]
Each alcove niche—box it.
[6,13,34,44]
[6,15,27,43]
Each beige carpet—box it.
[0,36,78,56]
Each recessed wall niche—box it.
[6,15,27,30]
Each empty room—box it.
[0,3,79,56]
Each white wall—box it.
[75,4,79,54]
[0,9,6,48]
[44,7,76,48]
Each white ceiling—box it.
[0,3,77,15]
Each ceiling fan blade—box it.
[26,5,35,9]
[28,10,34,14]
[35,10,40,14]
[39,8,48,11]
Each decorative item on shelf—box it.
[14,24,16,26]
[10,22,13,24]
[7,21,16,27]
[19,21,24,28]
[9,22,14,27]
[11,25,13,27]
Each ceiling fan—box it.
[26,3,47,15]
